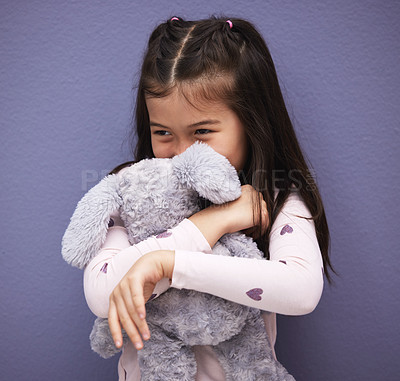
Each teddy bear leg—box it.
[212,312,295,381]
[90,317,128,359]
[137,322,197,381]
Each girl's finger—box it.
[127,268,151,315]
[114,295,145,350]
[130,288,151,339]
[130,281,146,320]
[261,204,269,235]
[121,282,150,340]
[108,298,123,348]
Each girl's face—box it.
[146,89,248,171]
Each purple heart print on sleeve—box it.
[100,263,108,274]
[280,224,293,235]
[246,288,263,301]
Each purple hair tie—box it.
[171,17,179,21]
[226,20,233,29]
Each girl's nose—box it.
[174,139,193,156]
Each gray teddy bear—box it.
[62,142,294,380]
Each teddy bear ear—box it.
[62,174,122,269]
[172,142,241,204]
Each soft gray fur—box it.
[62,142,295,380]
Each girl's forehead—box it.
[145,73,234,107]
[146,88,229,116]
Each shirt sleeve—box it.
[84,216,212,318]
[171,191,324,316]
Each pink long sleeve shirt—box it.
[83,190,324,380]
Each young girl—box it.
[83,16,333,380]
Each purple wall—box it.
[1,1,399,379]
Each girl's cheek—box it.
[152,142,174,159]
[205,141,228,160]
[151,140,164,158]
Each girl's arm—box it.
[83,214,212,318]
[174,190,324,315]
[188,184,269,247]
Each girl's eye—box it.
[153,130,171,136]
[195,129,212,135]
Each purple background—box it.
[1,1,399,380]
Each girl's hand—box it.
[223,184,269,235]
[189,185,269,247]
[108,250,175,351]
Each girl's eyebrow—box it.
[149,122,170,128]
[188,120,220,128]
[149,120,220,128]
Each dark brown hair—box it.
[125,16,334,282]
